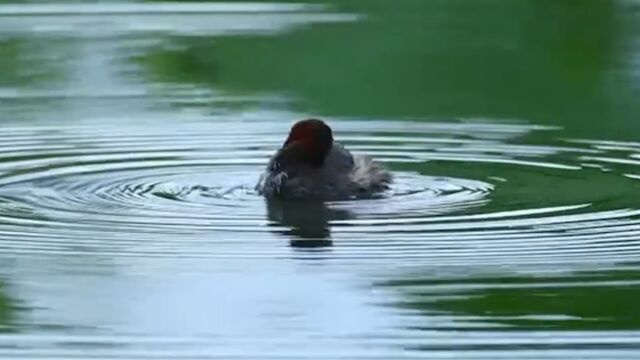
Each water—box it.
[1,1,640,359]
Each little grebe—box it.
[256,119,392,199]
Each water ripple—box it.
[0,117,637,268]
[0,2,360,37]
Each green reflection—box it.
[0,280,17,333]
[140,0,639,139]
[0,36,71,122]
[0,38,64,86]
[385,268,640,330]
[400,161,640,213]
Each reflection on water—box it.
[0,0,640,359]
[0,116,638,357]
[139,0,639,139]
[267,199,354,247]
[385,269,640,331]
[268,200,333,246]
[0,281,17,333]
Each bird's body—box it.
[256,119,391,200]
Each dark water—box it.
[1,1,640,359]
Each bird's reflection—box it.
[266,199,354,248]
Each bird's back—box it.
[257,143,391,199]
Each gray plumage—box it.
[257,143,391,200]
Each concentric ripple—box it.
[0,117,638,267]
[0,120,494,239]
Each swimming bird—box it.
[256,119,392,200]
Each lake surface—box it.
[1,1,640,359]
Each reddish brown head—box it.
[279,119,334,168]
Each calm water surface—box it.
[1,1,640,359]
